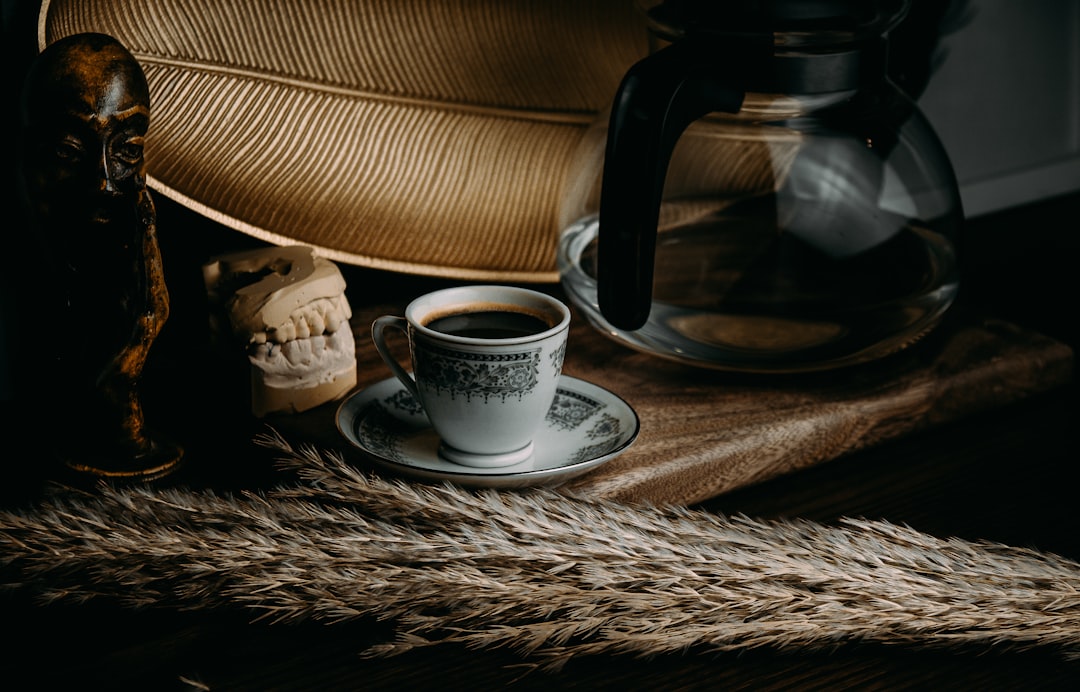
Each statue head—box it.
[19,32,151,229]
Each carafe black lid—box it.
[642,0,910,45]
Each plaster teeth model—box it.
[204,245,357,417]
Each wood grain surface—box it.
[559,315,1074,504]
[265,296,1074,507]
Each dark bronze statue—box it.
[18,33,182,481]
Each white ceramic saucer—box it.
[336,375,639,489]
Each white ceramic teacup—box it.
[371,285,571,467]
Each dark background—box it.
[1,4,1078,688]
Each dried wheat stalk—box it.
[2,429,1079,671]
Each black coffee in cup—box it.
[424,305,552,339]
[373,285,571,467]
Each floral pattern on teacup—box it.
[415,343,541,402]
[549,341,566,375]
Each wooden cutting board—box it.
[270,300,1072,507]
[557,314,1072,505]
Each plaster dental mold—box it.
[204,245,357,417]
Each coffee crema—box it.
[424,304,553,339]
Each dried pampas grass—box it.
[2,429,1079,671]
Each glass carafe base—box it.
[558,207,959,373]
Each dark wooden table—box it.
[2,183,1078,690]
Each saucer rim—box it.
[335,374,640,487]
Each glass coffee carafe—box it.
[558,0,962,372]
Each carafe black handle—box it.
[597,35,748,330]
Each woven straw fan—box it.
[39,0,648,281]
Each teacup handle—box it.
[371,315,420,400]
